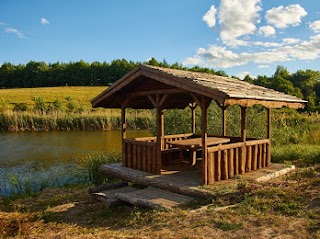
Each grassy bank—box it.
[0,165,319,238]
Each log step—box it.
[92,186,140,208]
[115,187,194,210]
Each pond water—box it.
[0,130,151,196]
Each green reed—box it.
[0,110,153,131]
[79,152,122,186]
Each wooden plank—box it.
[262,143,267,168]
[246,146,252,172]
[224,98,305,109]
[155,105,163,175]
[100,163,212,198]
[142,145,146,172]
[258,144,263,169]
[222,106,227,137]
[115,187,194,210]
[234,148,239,175]
[92,186,139,208]
[240,146,246,174]
[221,150,228,180]
[241,106,247,142]
[121,107,126,167]
[245,139,270,146]
[127,143,132,168]
[252,144,258,170]
[208,152,215,185]
[131,88,187,97]
[215,151,221,181]
[132,142,137,170]
[190,103,197,134]
[201,97,209,185]
[228,149,234,178]
[266,143,271,166]
[147,145,152,173]
[207,142,244,153]
[267,108,271,139]
[137,144,141,170]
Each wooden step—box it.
[115,187,194,210]
[92,186,140,208]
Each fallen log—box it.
[88,181,129,194]
[99,163,213,199]
[115,192,165,210]
[91,186,139,208]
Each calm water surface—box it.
[0,130,151,196]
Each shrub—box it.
[13,103,28,112]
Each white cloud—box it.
[41,18,49,25]
[217,0,262,46]
[183,45,244,68]
[309,20,320,33]
[265,4,307,29]
[183,35,320,68]
[253,41,281,47]
[258,65,270,68]
[237,71,251,80]
[5,27,25,38]
[203,5,217,28]
[258,25,275,36]
[282,38,300,45]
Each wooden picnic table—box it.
[166,137,231,166]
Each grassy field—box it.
[0,86,106,110]
[0,86,153,130]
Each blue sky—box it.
[1,0,320,78]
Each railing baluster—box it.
[228,149,234,178]
[208,152,215,184]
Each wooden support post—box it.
[161,110,164,150]
[148,94,168,174]
[241,106,247,142]
[200,96,211,185]
[121,106,126,167]
[267,108,271,139]
[189,103,197,134]
[266,108,272,165]
[222,106,227,137]
[156,105,163,174]
[240,106,247,174]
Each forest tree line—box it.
[1,58,320,111]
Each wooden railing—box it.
[123,138,157,174]
[123,133,194,174]
[206,139,271,185]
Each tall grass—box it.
[0,110,152,131]
[159,103,320,166]
[80,152,122,186]
[272,144,320,166]
[161,103,320,145]
[0,153,122,196]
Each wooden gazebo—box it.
[91,65,306,185]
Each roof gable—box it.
[91,64,307,109]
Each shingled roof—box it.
[91,64,307,109]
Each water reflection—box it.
[0,130,151,196]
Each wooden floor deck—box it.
[100,163,295,199]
